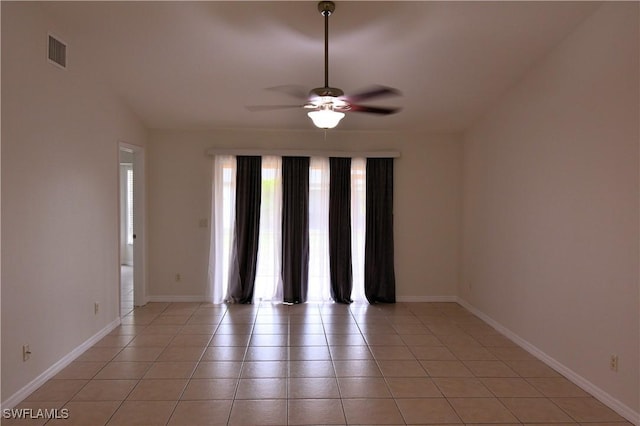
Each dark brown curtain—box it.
[281,157,309,304]
[329,157,353,304]
[227,156,262,304]
[364,158,396,304]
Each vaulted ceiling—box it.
[41,1,599,132]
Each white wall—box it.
[147,129,462,301]
[1,2,147,404]
[461,2,639,417]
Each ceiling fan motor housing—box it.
[310,87,344,98]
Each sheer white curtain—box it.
[351,158,366,303]
[254,156,283,302]
[208,155,236,304]
[308,157,331,302]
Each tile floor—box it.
[120,266,134,317]
[5,302,632,425]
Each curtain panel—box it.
[227,156,262,303]
[364,158,396,303]
[329,157,353,303]
[281,157,310,304]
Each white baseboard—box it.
[1,317,121,410]
[456,297,639,425]
[396,295,458,303]
[146,295,208,303]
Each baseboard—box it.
[1,317,121,410]
[396,295,458,303]
[456,297,639,425]
[146,295,208,303]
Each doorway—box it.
[119,144,145,316]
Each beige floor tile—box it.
[325,333,367,346]
[551,397,628,422]
[447,397,519,423]
[342,398,405,425]
[46,401,120,426]
[181,378,238,400]
[126,379,187,400]
[481,377,543,397]
[448,345,498,360]
[72,380,137,401]
[228,399,287,425]
[179,324,218,335]
[209,333,252,347]
[395,398,462,424]
[138,325,183,336]
[409,346,457,360]
[112,347,164,362]
[25,380,88,401]
[290,360,335,377]
[244,346,288,361]
[333,360,382,377]
[202,346,246,361]
[338,377,392,398]
[106,400,176,425]
[288,399,346,425]
[240,361,287,378]
[75,347,122,362]
[143,362,197,379]
[488,346,537,360]
[168,334,212,347]
[505,359,561,377]
[288,377,340,399]
[527,377,591,397]
[150,315,190,325]
[53,362,106,380]
[363,334,406,346]
[328,345,373,360]
[369,345,416,360]
[419,360,474,377]
[94,362,151,380]
[433,377,493,397]
[167,400,232,425]
[501,397,574,422]
[386,377,442,398]
[127,334,174,347]
[235,378,286,399]
[464,360,519,377]
[156,346,206,362]
[289,345,331,360]
[192,361,242,379]
[377,359,428,377]
[93,335,134,348]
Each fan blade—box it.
[265,85,310,100]
[346,85,401,103]
[246,105,305,112]
[349,104,401,115]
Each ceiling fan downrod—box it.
[319,1,334,89]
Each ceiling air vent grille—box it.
[48,35,67,68]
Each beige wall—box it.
[461,3,639,415]
[1,3,147,402]
[147,129,462,301]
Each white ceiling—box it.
[42,1,599,132]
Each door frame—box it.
[118,142,147,311]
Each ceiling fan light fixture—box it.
[308,108,345,129]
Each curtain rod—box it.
[205,148,401,158]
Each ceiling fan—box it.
[247,1,401,129]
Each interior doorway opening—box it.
[119,148,135,316]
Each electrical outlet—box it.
[23,345,31,361]
[175,273,181,282]
[94,302,100,315]
[198,218,208,228]
[609,354,619,372]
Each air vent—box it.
[48,35,66,68]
